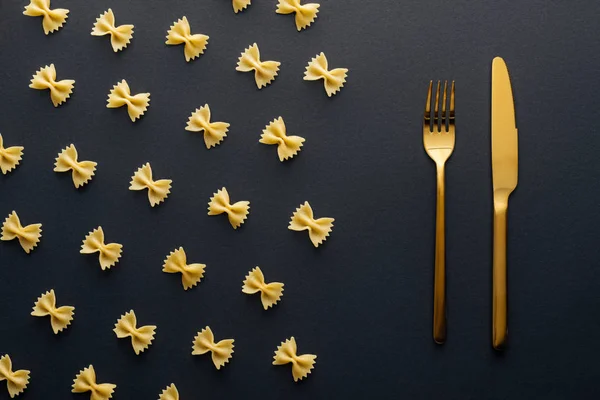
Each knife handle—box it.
[493,205,508,350]
[433,164,447,344]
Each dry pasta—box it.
[114,310,157,355]
[31,289,74,334]
[72,365,116,400]
[232,0,251,13]
[273,337,317,382]
[304,52,348,97]
[192,326,234,370]
[185,104,230,149]
[259,117,305,161]
[23,0,68,35]
[0,134,24,175]
[80,226,123,270]
[129,163,172,207]
[236,43,280,89]
[0,355,30,398]
[107,80,150,122]
[288,201,334,247]
[166,17,209,62]
[54,144,97,188]
[91,9,134,52]
[208,187,250,229]
[1,211,42,254]
[159,384,179,400]
[163,247,206,290]
[275,0,320,31]
[242,267,284,309]
[29,64,75,107]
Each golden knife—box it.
[491,57,518,350]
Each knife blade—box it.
[491,56,518,350]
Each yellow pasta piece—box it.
[1,211,42,254]
[107,80,150,122]
[260,117,305,161]
[185,104,230,149]
[276,0,320,31]
[273,337,317,382]
[159,384,179,400]
[0,134,24,175]
[236,43,281,89]
[113,310,156,355]
[23,0,68,35]
[242,267,284,310]
[304,52,348,97]
[191,326,234,370]
[54,144,97,188]
[0,355,30,398]
[31,289,74,334]
[163,247,206,290]
[288,201,334,247]
[208,187,250,229]
[129,163,172,207]
[91,9,134,52]
[72,365,116,400]
[232,0,251,13]
[80,227,123,270]
[29,64,75,107]
[166,17,209,62]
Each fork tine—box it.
[449,81,455,123]
[433,81,441,132]
[424,81,432,131]
[441,80,448,131]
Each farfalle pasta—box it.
[232,0,251,13]
[23,0,68,35]
[72,365,116,400]
[273,337,317,382]
[80,226,123,270]
[113,310,156,355]
[159,384,179,400]
[163,247,206,290]
[0,355,30,398]
[129,163,172,207]
[242,267,284,310]
[0,134,24,175]
[288,201,334,247]
[192,326,234,370]
[1,211,42,254]
[276,0,320,31]
[236,43,280,89]
[29,64,75,107]
[54,144,97,188]
[31,289,74,334]
[91,9,134,52]
[107,80,150,122]
[304,53,348,97]
[260,117,305,161]
[208,187,250,229]
[166,17,209,62]
[185,104,230,149]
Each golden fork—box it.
[423,80,455,344]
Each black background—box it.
[1,0,600,399]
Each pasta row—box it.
[107,80,150,122]
[185,104,230,149]
[72,365,116,400]
[129,163,172,207]
[91,9,134,52]
[29,64,75,107]
[208,187,250,229]
[31,289,75,334]
[80,226,123,270]
[23,0,69,35]
[304,53,348,97]
[192,326,234,370]
[54,144,97,188]
[236,43,281,89]
[276,0,320,31]
[163,247,206,290]
[1,211,42,254]
[166,17,209,62]
[273,337,317,382]
[259,117,305,161]
[288,201,334,247]
[0,134,24,175]
[0,355,30,398]
[242,267,284,310]
[113,310,157,355]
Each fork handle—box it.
[433,164,447,344]
[493,205,508,350]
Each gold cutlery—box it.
[423,80,455,344]
[491,57,518,350]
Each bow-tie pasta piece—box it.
[159,384,179,400]
[163,247,206,290]
[236,43,281,89]
[29,64,75,107]
[185,104,230,149]
[260,117,305,161]
[232,0,252,13]
[273,337,317,382]
[72,365,116,400]
[288,202,334,247]
[191,326,234,370]
[166,17,209,62]
[31,289,75,334]
[91,9,134,52]
[107,80,150,122]
[80,227,123,270]
[0,355,30,398]
[304,53,348,97]
[0,134,24,175]
[1,211,42,254]
[276,0,320,31]
[23,0,68,35]
[113,310,157,355]
[208,187,250,229]
[129,163,172,207]
[54,144,97,188]
[242,267,284,310]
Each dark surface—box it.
[1,0,600,399]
